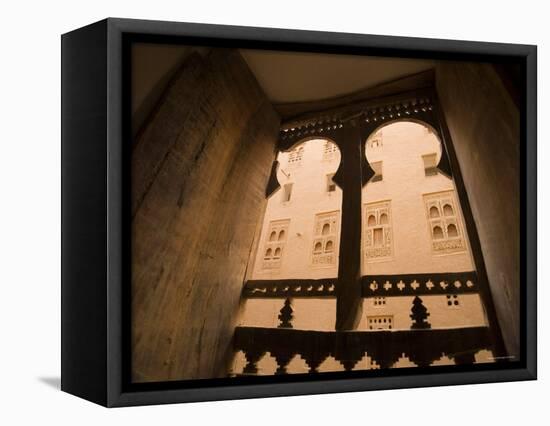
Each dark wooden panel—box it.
[244,278,337,298]
[234,326,494,372]
[361,271,479,297]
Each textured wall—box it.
[362,122,474,275]
[131,48,280,382]
[436,62,520,359]
[251,139,343,281]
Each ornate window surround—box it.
[423,190,468,256]
[311,210,340,268]
[363,200,393,263]
[261,219,291,271]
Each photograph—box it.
[129,40,522,383]
[1,0,545,422]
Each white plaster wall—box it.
[251,139,342,280]
[362,121,475,275]
[239,298,336,330]
[359,294,489,330]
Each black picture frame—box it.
[61,17,537,407]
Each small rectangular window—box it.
[326,174,336,192]
[282,183,293,202]
[367,315,393,330]
[422,153,438,176]
[373,228,383,246]
[370,161,383,182]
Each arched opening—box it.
[364,120,443,185]
[362,120,469,276]
[367,214,376,226]
[429,206,440,218]
[252,137,342,279]
[447,223,458,238]
[443,204,454,216]
[433,226,444,239]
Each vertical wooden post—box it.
[335,120,364,330]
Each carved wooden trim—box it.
[234,326,494,374]
[243,278,337,298]
[276,92,453,180]
[361,271,478,297]
[242,272,478,299]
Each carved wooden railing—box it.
[234,326,494,375]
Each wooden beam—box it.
[334,121,363,330]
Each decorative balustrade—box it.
[234,326,494,375]
[361,271,478,297]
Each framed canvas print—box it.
[61,18,537,407]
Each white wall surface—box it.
[0,1,546,425]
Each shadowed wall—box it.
[436,62,520,359]
[131,48,280,382]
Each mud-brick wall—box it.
[131,49,280,382]
[436,62,520,359]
